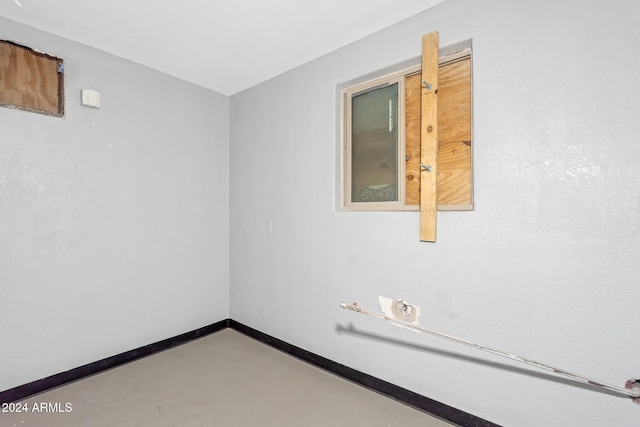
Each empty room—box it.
[1,1,639,426]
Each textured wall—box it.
[230,0,640,425]
[0,17,230,391]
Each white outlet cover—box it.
[81,89,101,109]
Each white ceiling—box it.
[0,0,445,95]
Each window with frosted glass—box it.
[350,83,398,203]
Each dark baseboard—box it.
[0,319,229,404]
[1,318,499,426]
[229,320,500,427]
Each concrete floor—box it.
[1,329,454,427]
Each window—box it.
[343,68,416,210]
[0,40,65,117]
[341,38,473,215]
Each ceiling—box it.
[0,0,445,95]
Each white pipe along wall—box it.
[230,0,640,426]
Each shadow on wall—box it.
[335,323,624,400]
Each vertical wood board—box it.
[420,32,439,242]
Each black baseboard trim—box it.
[0,319,229,404]
[229,320,500,427]
[1,318,498,426]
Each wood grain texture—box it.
[406,56,473,211]
[0,41,62,116]
[437,57,472,209]
[405,73,421,206]
[420,32,439,242]
[437,140,472,207]
[438,58,471,143]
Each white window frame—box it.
[341,65,420,211]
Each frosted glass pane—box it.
[351,83,398,203]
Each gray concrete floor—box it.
[1,329,454,426]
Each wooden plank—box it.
[420,32,439,242]
[438,58,471,143]
[437,140,472,207]
[0,41,63,116]
[405,73,421,206]
[437,57,472,209]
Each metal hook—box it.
[420,163,432,172]
[422,80,432,90]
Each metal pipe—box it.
[340,301,640,399]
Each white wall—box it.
[0,18,230,391]
[230,0,640,425]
